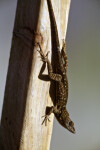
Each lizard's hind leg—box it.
[42,105,59,126]
[61,40,68,72]
[37,43,62,82]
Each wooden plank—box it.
[1,0,71,150]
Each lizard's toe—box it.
[41,115,51,126]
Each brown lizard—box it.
[38,0,75,133]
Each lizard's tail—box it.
[47,0,60,47]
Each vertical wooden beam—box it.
[1,0,71,150]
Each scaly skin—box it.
[38,0,75,134]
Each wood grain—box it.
[1,0,71,150]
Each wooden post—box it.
[1,0,71,150]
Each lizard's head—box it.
[64,116,75,133]
[55,108,75,133]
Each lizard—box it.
[37,0,75,133]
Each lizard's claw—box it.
[37,47,50,63]
[41,115,51,126]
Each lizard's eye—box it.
[69,121,73,126]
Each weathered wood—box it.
[1,0,71,150]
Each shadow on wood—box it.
[1,0,41,149]
[0,125,5,150]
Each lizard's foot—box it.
[62,39,66,50]
[37,43,49,62]
[38,50,49,62]
[41,106,55,126]
[41,115,51,126]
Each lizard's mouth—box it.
[67,126,75,134]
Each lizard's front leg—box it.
[37,43,62,82]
